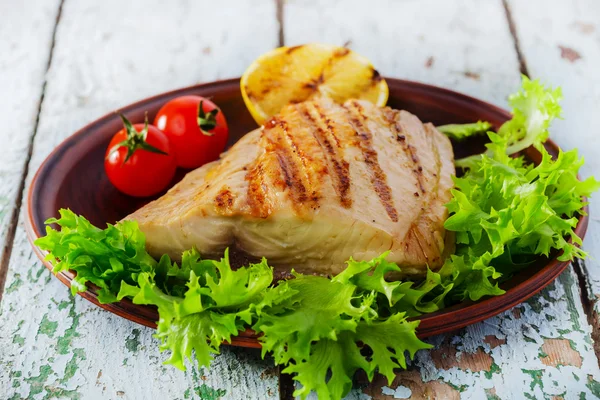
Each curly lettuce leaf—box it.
[283,333,367,400]
[334,254,453,317]
[333,252,401,306]
[254,274,375,366]
[254,260,433,400]
[500,76,563,154]
[456,76,562,169]
[285,313,427,400]
[118,251,273,369]
[436,120,492,141]
[34,209,156,303]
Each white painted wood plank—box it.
[284,0,521,107]
[0,0,61,266]
[408,269,600,399]
[284,0,600,398]
[507,0,600,323]
[0,0,279,398]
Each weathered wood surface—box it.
[0,0,280,398]
[0,0,61,291]
[2,0,600,399]
[284,0,519,108]
[284,0,600,398]
[507,0,600,347]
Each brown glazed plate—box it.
[25,78,589,349]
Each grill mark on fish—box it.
[315,104,342,148]
[283,107,324,204]
[214,187,235,215]
[390,113,434,251]
[300,103,352,208]
[268,118,314,211]
[275,152,295,187]
[245,162,272,218]
[389,112,427,195]
[344,101,398,222]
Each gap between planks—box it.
[279,365,295,400]
[0,0,66,301]
[276,0,285,47]
[502,0,530,76]
[573,259,600,367]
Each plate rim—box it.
[25,77,590,347]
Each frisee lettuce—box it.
[34,76,597,400]
[436,120,492,140]
[455,76,563,168]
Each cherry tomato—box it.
[154,95,229,169]
[105,115,176,197]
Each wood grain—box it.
[0,0,62,294]
[284,0,600,398]
[0,0,279,398]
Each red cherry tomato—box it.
[154,95,229,169]
[104,115,176,197]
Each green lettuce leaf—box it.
[34,209,156,303]
[254,261,433,400]
[284,333,367,400]
[118,250,273,369]
[500,76,563,154]
[456,76,563,168]
[436,120,492,140]
[254,274,376,366]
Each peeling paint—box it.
[12,335,25,346]
[56,300,80,355]
[125,328,141,353]
[430,341,493,372]
[194,384,227,400]
[361,370,460,399]
[63,348,86,381]
[587,375,600,397]
[558,45,582,63]
[540,339,583,368]
[5,275,23,294]
[25,365,53,397]
[559,271,585,333]
[483,336,506,349]
[38,314,59,338]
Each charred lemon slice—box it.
[241,43,388,125]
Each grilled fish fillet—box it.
[126,98,455,277]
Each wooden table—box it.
[1,0,600,398]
